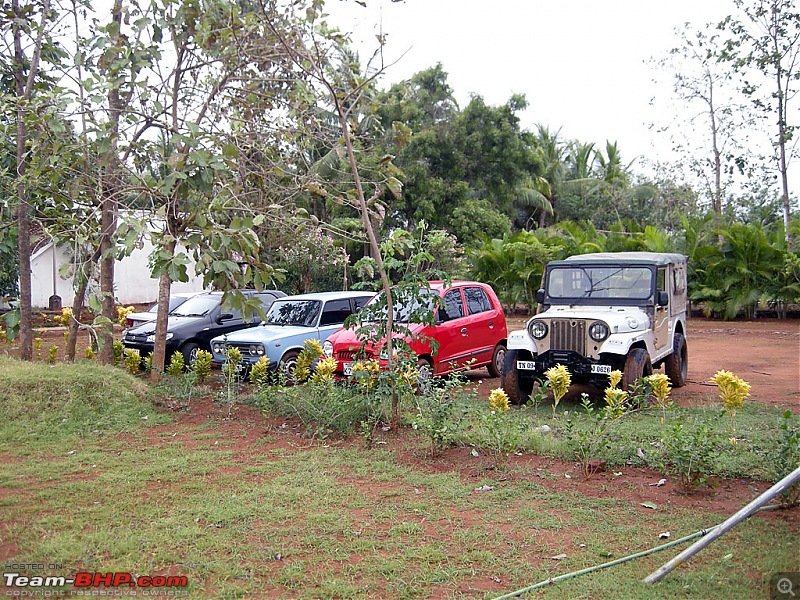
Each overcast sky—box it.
[327,0,798,200]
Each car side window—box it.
[465,287,491,315]
[657,268,667,292]
[353,296,371,311]
[442,289,464,321]
[319,299,353,326]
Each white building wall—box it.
[30,237,206,308]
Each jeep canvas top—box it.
[502,251,689,404]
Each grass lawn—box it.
[1,357,798,599]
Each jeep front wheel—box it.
[664,332,688,387]
[622,348,653,391]
[502,349,534,405]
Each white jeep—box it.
[502,252,689,404]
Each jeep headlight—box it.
[528,320,548,340]
[323,340,333,358]
[589,321,610,341]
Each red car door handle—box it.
[460,327,468,336]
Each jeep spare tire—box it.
[622,347,653,391]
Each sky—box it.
[326,0,798,200]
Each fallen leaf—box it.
[598,551,613,558]
[637,448,645,459]
[470,449,480,457]
[659,532,670,539]
[550,554,567,560]
[474,485,495,492]
[649,478,667,487]
[641,501,658,510]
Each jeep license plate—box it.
[591,364,612,375]
[516,361,536,371]
[343,362,353,377]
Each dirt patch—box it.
[147,395,800,535]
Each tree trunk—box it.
[98,0,124,364]
[12,0,32,361]
[150,238,176,381]
[66,255,98,361]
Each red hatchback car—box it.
[323,281,508,378]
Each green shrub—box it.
[771,410,800,507]
[192,350,213,384]
[249,356,270,386]
[124,349,142,375]
[112,340,125,365]
[166,352,185,377]
[258,381,378,438]
[660,417,722,494]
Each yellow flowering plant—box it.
[711,370,751,435]
[644,373,673,438]
[488,388,510,413]
[604,387,628,419]
[545,364,571,419]
[608,369,622,390]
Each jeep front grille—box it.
[550,319,586,355]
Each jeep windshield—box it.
[546,266,653,301]
[265,300,321,327]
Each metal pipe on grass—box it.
[643,465,800,584]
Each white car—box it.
[122,292,202,332]
[502,252,689,403]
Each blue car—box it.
[210,291,375,379]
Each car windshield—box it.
[364,289,440,323]
[547,266,653,300]
[170,295,219,317]
[265,300,321,327]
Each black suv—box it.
[122,290,286,363]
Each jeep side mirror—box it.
[657,290,669,307]
[217,312,234,323]
[536,289,545,304]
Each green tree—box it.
[720,0,799,246]
[2,0,63,358]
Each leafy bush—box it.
[248,356,270,386]
[771,410,800,507]
[659,417,723,494]
[166,352,185,377]
[124,349,141,375]
[257,382,378,438]
[192,350,213,384]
